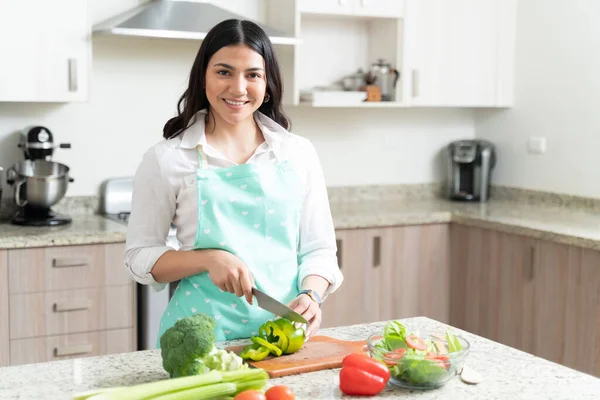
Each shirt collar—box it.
[179,109,290,157]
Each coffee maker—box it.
[6,126,74,226]
[446,140,496,202]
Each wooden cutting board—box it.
[226,335,367,378]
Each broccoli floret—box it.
[160,314,216,377]
[159,313,247,378]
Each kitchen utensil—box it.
[19,126,71,161]
[7,160,73,208]
[226,335,367,378]
[341,68,366,91]
[366,58,399,101]
[252,287,308,324]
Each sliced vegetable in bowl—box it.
[367,320,470,390]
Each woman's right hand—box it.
[206,250,255,305]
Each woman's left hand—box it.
[288,294,321,340]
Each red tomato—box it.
[425,353,451,370]
[265,385,295,400]
[234,390,266,400]
[406,335,427,351]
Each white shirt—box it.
[125,110,343,297]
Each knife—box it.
[252,287,308,324]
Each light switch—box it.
[527,136,546,154]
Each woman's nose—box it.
[230,75,247,96]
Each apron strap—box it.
[196,145,209,170]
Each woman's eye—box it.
[217,70,230,76]
[248,73,262,79]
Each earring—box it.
[263,93,270,103]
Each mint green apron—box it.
[156,145,303,345]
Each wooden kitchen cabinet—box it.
[0,0,90,102]
[450,224,600,377]
[402,0,516,107]
[321,224,450,328]
[0,243,137,366]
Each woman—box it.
[125,19,343,344]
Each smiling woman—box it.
[125,19,344,346]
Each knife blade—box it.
[252,287,308,324]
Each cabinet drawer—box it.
[10,285,134,339]
[8,243,130,293]
[9,328,134,366]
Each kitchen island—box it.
[0,317,598,399]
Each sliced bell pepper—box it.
[251,336,283,357]
[282,327,305,354]
[239,343,271,361]
[339,353,390,396]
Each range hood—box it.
[93,0,299,45]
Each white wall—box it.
[475,0,600,199]
[0,0,474,198]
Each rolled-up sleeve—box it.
[296,140,343,298]
[124,146,176,291]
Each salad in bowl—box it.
[367,320,470,390]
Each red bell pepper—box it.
[339,353,390,396]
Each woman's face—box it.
[205,44,268,126]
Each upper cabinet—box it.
[277,0,517,108]
[0,0,91,102]
[402,0,517,107]
[298,0,404,18]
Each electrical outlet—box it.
[527,136,546,154]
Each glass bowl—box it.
[366,330,471,390]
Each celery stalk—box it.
[149,383,236,400]
[84,371,225,400]
[73,368,269,400]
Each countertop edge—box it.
[1,206,599,251]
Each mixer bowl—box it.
[8,160,72,208]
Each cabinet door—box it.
[403,0,516,106]
[355,0,403,18]
[532,241,600,376]
[297,0,356,16]
[390,224,450,323]
[320,229,369,328]
[0,0,90,102]
[450,224,535,349]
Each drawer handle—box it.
[336,239,343,269]
[52,257,90,268]
[53,299,91,312]
[373,236,381,267]
[54,344,92,357]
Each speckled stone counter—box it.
[331,198,600,251]
[0,317,598,400]
[0,215,127,249]
[2,198,600,250]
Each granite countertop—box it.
[1,198,600,250]
[0,317,598,400]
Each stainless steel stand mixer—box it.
[6,126,74,226]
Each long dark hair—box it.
[163,19,290,139]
